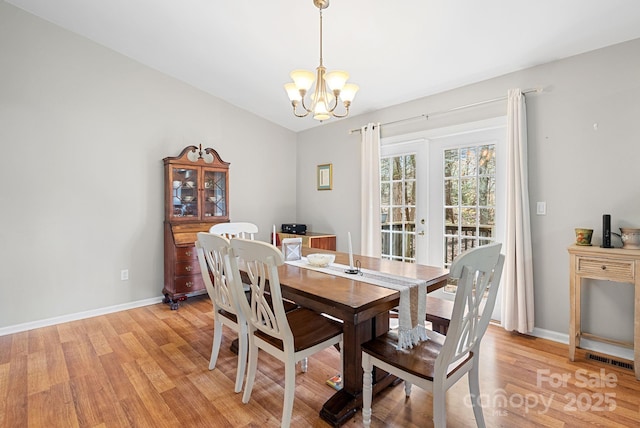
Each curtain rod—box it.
[348,87,542,134]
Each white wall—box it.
[296,38,640,341]
[0,3,297,328]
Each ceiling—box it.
[7,0,640,132]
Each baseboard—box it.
[0,296,165,337]
[530,327,634,361]
[530,326,569,344]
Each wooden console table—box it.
[568,244,640,379]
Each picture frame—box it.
[317,163,333,190]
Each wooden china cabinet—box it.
[163,145,229,309]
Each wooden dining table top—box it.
[277,248,449,324]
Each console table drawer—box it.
[576,256,634,282]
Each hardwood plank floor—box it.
[1,295,639,427]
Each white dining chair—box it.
[209,222,258,240]
[209,222,258,292]
[361,242,505,428]
[224,238,344,428]
[195,232,248,393]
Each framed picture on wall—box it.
[317,163,332,190]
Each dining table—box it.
[278,247,449,427]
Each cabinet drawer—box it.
[175,260,201,276]
[174,275,204,294]
[176,246,197,261]
[576,256,635,282]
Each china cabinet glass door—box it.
[171,167,199,219]
[204,170,227,218]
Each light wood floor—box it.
[1,295,639,427]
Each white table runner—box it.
[286,258,428,349]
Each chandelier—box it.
[284,0,359,121]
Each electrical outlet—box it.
[120,269,129,281]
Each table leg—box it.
[635,278,640,379]
[569,272,577,361]
[320,312,396,427]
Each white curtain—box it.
[360,123,381,257]
[502,89,535,333]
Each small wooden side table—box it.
[568,244,640,379]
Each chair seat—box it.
[255,308,343,352]
[361,330,472,381]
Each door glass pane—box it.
[461,207,477,227]
[405,207,415,223]
[392,182,403,205]
[478,177,495,206]
[405,181,415,205]
[444,150,458,177]
[478,145,496,175]
[460,147,477,176]
[392,156,403,180]
[380,157,390,181]
[460,178,477,205]
[381,182,390,205]
[480,208,495,229]
[404,154,416,179]
[445,207,458,227]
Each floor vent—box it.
[585,352,634,371]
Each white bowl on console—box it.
[307,253,335,267]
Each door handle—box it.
[418,230,425,236]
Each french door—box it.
[380,140,427,263]
[381,117,506,319]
